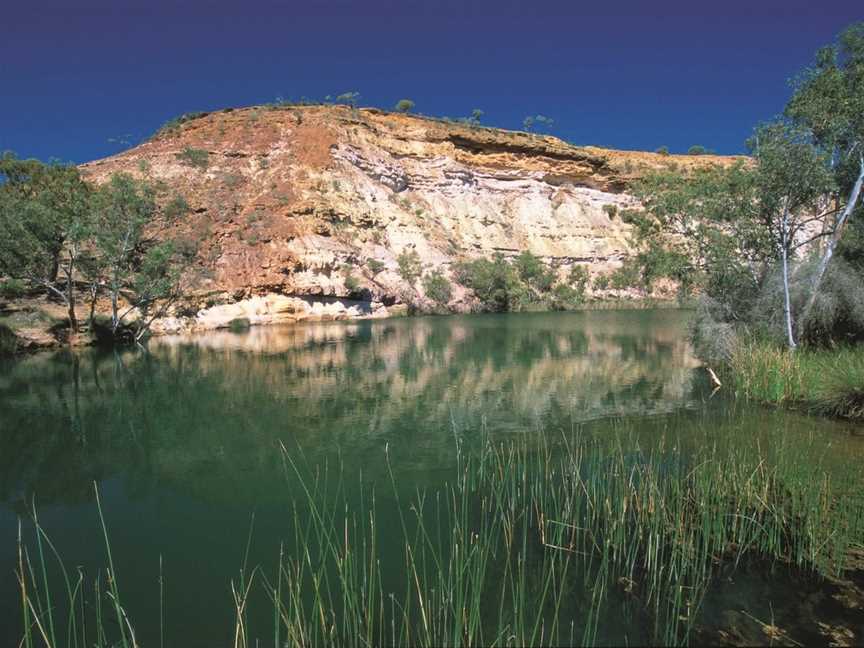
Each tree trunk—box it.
[66,266,78,334]
[780,210,796,350]
[801,155,864,328]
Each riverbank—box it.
[0,293,681,355]
[727,340,864,421]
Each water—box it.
[1,309,862,645]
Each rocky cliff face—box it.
[80,105,735,332]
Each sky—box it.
[1,0,861,163]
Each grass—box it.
[729,340,864,419]
[15,429,864,646]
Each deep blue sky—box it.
[1,0,860,163]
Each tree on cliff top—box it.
[394,99,415,113]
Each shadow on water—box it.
[1,310,862,645]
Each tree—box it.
[396,249,423,284]
[90,173,194,341]
[465,109,484,127]
[0,153,91,332]
[687,145,713,155]
[394,99,415,113]
[655,146,670,156]
[422,270,452,308]
[786,23,864,327]
[336,91,360,108]
[523,115,554,133]
[627,123,832,349]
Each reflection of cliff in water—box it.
[0,311,702,507]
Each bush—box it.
[344,272,361,292]
[655,146,670,155]
[687,145,714,156]
[422,270,452,308]
[602,204,618,219]
[0,323,17,355]
[514,251,554,293]
[367,259,385,274]
[0,278,26,299]
[175,147,209,170]
[164,194,190,220]
[453,254,526,312]
[228,317,251,331]
[609,263,641,290]
[593,275,611,291]
[396,250,423,284]
[394,99,415,113]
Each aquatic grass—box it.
[15,428,864,646]
[17,484,138,648]
[730,340,864,419]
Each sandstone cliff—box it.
[79,105,735,332]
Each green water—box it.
[1,310,862,645]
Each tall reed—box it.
[16,429,864,646]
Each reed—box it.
[16,428,864,646]
[730,340,864,420]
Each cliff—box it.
[78,104,736,332]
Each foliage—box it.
[0,152,92,330]
[164,194,191,220]
[602,204,618,219]
[522,114,554,132]
[366,258,385,274]
[91,173,195,341]
[396,249,423,283]
[344,271,361,292]
[686,145,714,155]
[394,99,415,113]
[336,91,360,108]
[655,146,670,155]
[729,339,864,419]
[513,250,555,293]
[175,147,210,170]
[453,254,526,311]
[421,270,452,307]
[151,111,208,139]
[462,108,484,127]
[0,278,26,299]
[18,431,864,645]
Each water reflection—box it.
[0,311,701,506]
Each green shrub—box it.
[610,263,641,290]
[164,194,190,220]
[687,145,715,156]
[453,254,527,312]
[0,323,17,355]
[367,259,385,274]
[152,111,208,139]
[175,147,210,170]
[0,278,27,299]
[593,274,611,291]
[422,270,452,307]
[396,250,423,284]
[228,317,251,331]
[394,99,415,113]
[344,272,361,292]
[602,204,618,219]
[514,250,554,293]
[655,146,670,155]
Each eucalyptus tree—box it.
[0,153,92,331]
[91,173,194,341]
[786,23,864,326]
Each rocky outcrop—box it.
[79,105,739,330]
